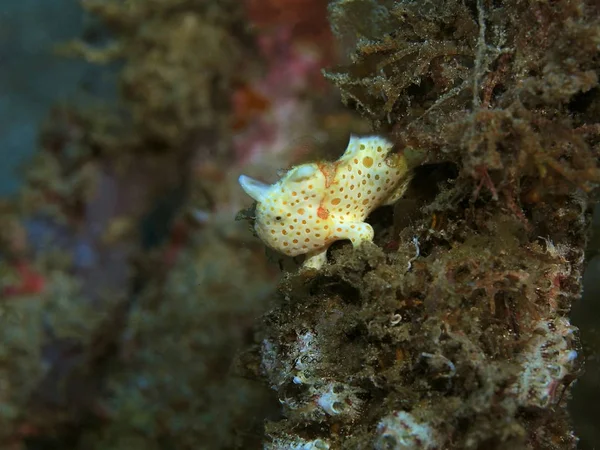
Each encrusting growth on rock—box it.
[239,135,412,269]
[235,0,600,448]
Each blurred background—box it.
[0,1,597,449]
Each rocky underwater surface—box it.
[0,0,599,449]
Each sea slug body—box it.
[239,135,411,270]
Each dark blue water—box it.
[0,0,113,195]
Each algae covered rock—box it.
[238,0,600,448]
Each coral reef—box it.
[1,0,599,448]
[61,0,254,157]
[1,0,341,449]
[245,217,588,448]
[75,229,277,450]
[236,0,600,448]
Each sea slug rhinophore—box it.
[239,135,412,270]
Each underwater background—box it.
[0,0,599,449]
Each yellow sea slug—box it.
[239,135,412,270]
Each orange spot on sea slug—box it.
[317,206,329,219]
